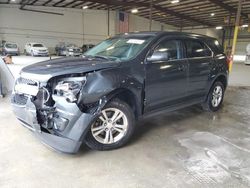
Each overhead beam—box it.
[43,0,53,6]
[62,0,79,7]
[85,0,213,26]
[28,0,39,5]
[53,0,66,7]
[208,0,248,18]
[71,1,85,8]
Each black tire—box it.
[202,81,225,112]
[85,99,135,151]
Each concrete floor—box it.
[1,60,250,187]
[1,87,250,188]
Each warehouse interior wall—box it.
[0,5,115,53]
[0,5,177,54]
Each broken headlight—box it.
[54,77,86,102]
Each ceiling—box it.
[0,0,249,27]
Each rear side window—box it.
[205,39,224,55]
[154,39,182,60]
[185,40,212,58]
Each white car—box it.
[24,43,49,56]
[245,43,250,65]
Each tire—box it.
[202,81,225,112]
[85,99,135,151]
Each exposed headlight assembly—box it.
[55,77,86,102]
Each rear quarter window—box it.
[205,39,224,55]
[185,39,212,58]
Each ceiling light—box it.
[11,0,16,2]
[82,5,88,9]
[242,24,249,28]
[210,13,215,16]
[131,9,138,13]
[171,0,180,4]
[216,26,223,30]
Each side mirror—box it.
[147,51,169,62]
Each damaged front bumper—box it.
[11,94,96,154]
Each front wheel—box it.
[85,99,135,151]
[202,81,225,112]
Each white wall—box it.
[182,27,222,39]
[128,14,177,32]
[0,5,115,53]
[0,5,177,54]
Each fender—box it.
[78,67,144,116]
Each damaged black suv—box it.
[11,32,228,153]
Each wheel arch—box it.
[212,74,228,90]
[104,88,142,120]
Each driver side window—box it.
[154,39,182,60]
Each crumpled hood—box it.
[20,57,120,82]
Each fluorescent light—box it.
[242,24,249,28]
[131,9,138,13]
[82,5,88,9]
[171,0,180,3]
[11,0,15,2]
[216,26,223,30]
[210,13,215,16]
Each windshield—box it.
[85,36,154,61]
[5,43,17,48]
[67,44,77,48]
[33,44,44,47]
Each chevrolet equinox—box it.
[11,32,229,153]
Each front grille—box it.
[12,94,28,105]
[17,77,38,86]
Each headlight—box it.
[55,77,86,102]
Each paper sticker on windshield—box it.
[127,39,145,44]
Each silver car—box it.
[2,42,19,56]
[55,43,82,56]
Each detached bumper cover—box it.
[11,96,95,153]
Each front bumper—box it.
[4,50,19,55]
[33,51,49,56]
[11,95,96,153]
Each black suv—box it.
[11,32,228,153]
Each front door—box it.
[144,39,188,112]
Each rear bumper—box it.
[11,96,95,153]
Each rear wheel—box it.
[85,99,135,151]
[202,81,225,112]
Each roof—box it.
[117,31,217,40]
[0,0,249,27]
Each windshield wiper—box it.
[85,55,118,61]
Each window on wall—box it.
[154,40,182,60]
[186,40,212,58]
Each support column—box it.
[230,0,243,72]
[107,7,110,37]
[149,0,153,31]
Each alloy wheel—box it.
[211,85,223,107]
[91,108,128,144]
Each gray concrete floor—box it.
[0,64,250,188]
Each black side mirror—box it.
[147,51,169,62]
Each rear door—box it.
[184,39,213,99]
[144,38,188,112]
